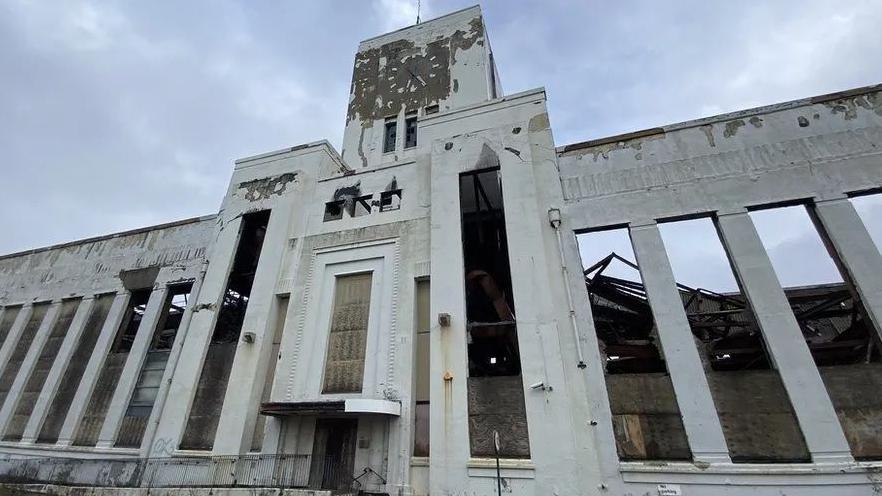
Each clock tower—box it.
[341,6,502,170]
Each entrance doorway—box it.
[309,418,358,491]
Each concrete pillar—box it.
[0,301,61,435]
[0,304,33,382]
[428,145,471,496]
[261,295,299,456]
[58,291,132,446]
[811,198,882,342]
[213,206,293,455]
[715,210,852,463]
[629,222,731,463]
[20,297,95,444]
[140,268,207,456]
[96,286,168,448]
[57,291,129,447]
[149,216,243,456]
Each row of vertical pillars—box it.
[580,197,882,463]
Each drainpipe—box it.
[142,259,209,456]
[548,208,587,369]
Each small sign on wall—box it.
[657,484,682,496]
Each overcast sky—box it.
[2,0,881,283]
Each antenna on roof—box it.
[416,0,421,24]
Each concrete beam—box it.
[629,222,731,464]
[96,287,168,449]
[20,297,95,444]
[811,198,882,344]
[715,211,852,463]
[0,302,61,436]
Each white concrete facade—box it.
[0,5,881,495]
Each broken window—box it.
[116,283,192,448]
[322,272,372,394]
[405,113,418,149]
[383,118,397,153]
[113,289,151,353]
[658,217,810,463]
[460,168,529,458]
[577,227,691,461]
[350,194,373,218]
[379,189,401,212]
[181,209,270,451]
[413,278,430,457]
[324,200,344,222]
[751,204,882,459]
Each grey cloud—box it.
[0,0,880,265]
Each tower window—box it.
[383,119,397,153]
[405,114,418,149]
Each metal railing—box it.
[0,453,320,490]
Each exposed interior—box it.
[459,168,529,458]
[578,228,691,461]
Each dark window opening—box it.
[424,104,439,115]
[350,194,373,217]
[460,169,520,377]
[383,119,397,153]
[180,209,270,451]
[405,114,418,149]
[152,284,192,351]
[113,289,152,353]
[212,210,270,343]
[460,168,530,458]
[379,190,402,212]
[324,200,344,222]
